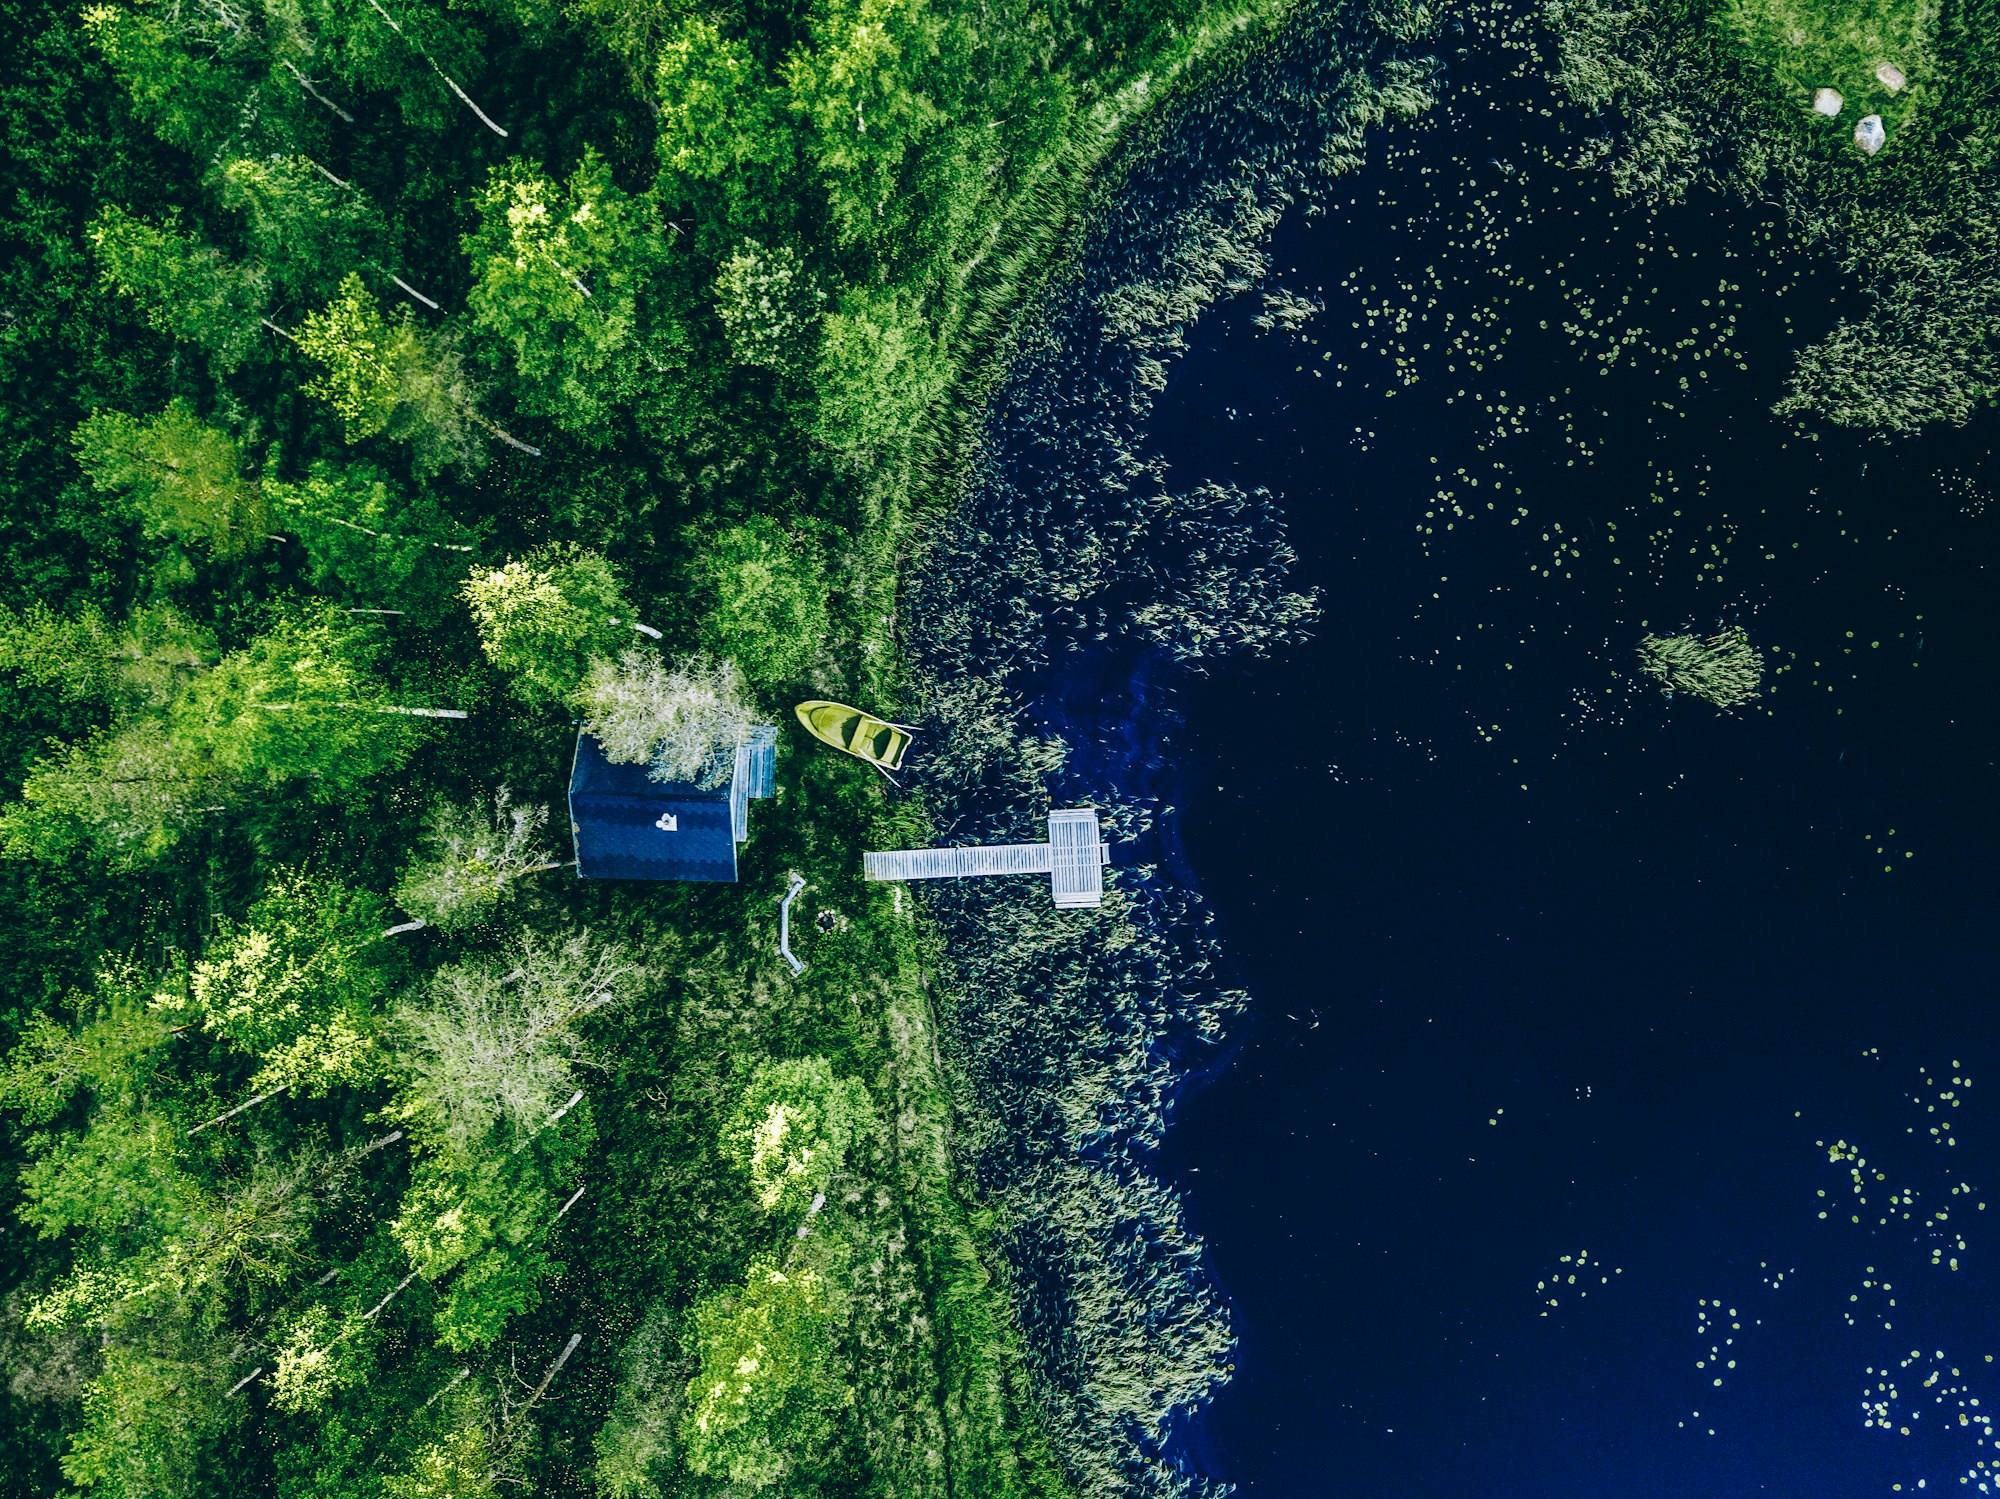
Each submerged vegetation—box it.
[1637,627,1766,708]
[1547,0,2000,432]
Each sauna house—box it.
[567,727,777,882]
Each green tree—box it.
[591,1307,682,1499]
[680,1259,844,1488]
[1,961,172,1125]
[265,461,473,602]
[296,273,415,439]
[720,1056,867,1214]
[388,932,630,1347]
[90,207,271,368]
[655,16,796,217]
[156,868,400,1091]
[784,0,954,253]
[61,1343,235,1499]
[812,287,947,466]
[0,603,213,713]
[464,151,657,436]
[461,543,631,703]
[395,788,562,931]
[714,239,826,374]
[1,719,218,868]
[694,518,829,683]
[0,606,415,867]
[73,401,269,555]
[83,2,244,155]
[269,1305,367,1415]
[390,1139,583,1349]
[173,601,427,794]
[381,1422,497,1499]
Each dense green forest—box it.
[0,0,1282,1489]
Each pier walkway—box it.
[864,808,1109,908]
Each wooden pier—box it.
[864,808,1109,908]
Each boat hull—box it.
[794,700,912,771]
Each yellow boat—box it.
[794,700,913,776]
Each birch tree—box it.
[90,208,271,369]
[0,719,219,868]
[0,603,213,714]
[265,461,476,601]
[395,930,640,1155]
[395,788,563,931]
[157,868,401,1092]
[575,650,753,788]
[218,153,389,304]
[296,274,527,468]
[73,401,269,555]
[173,600,428,792]
[464,151,656,436]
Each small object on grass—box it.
[794,699,913,778]
[1812,87,1844,116]
[1875,62,1907,93]
[778,873,806,977]
[1855,114,1887,155]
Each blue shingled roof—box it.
[568,733,737,882]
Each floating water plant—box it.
[1637,626,1766,708]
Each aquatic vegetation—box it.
[1545,0,2000,433]
[902,2,1442,1491]
[1636,626,1764,707]
[1535,1249,1620,1315]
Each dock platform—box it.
[864,808,1109,908]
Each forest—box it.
[0,0,1276,1489]
[0,0,1993,1492]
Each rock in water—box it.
[1812,87,1844,116]
[1876,61,1908,92]
[1855,114,1887,155]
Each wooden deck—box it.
[731,727,780,842]
[1046,808,1107,909]
[864,809,1109,908]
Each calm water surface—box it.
[1133,42,2000,1499]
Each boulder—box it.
[1875,62,1908,92]
[1813,87,1844,116]
[1855,114,1887,154]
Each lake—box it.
[1140,19,2000,1499]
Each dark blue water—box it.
[1132,52,2000,1499]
